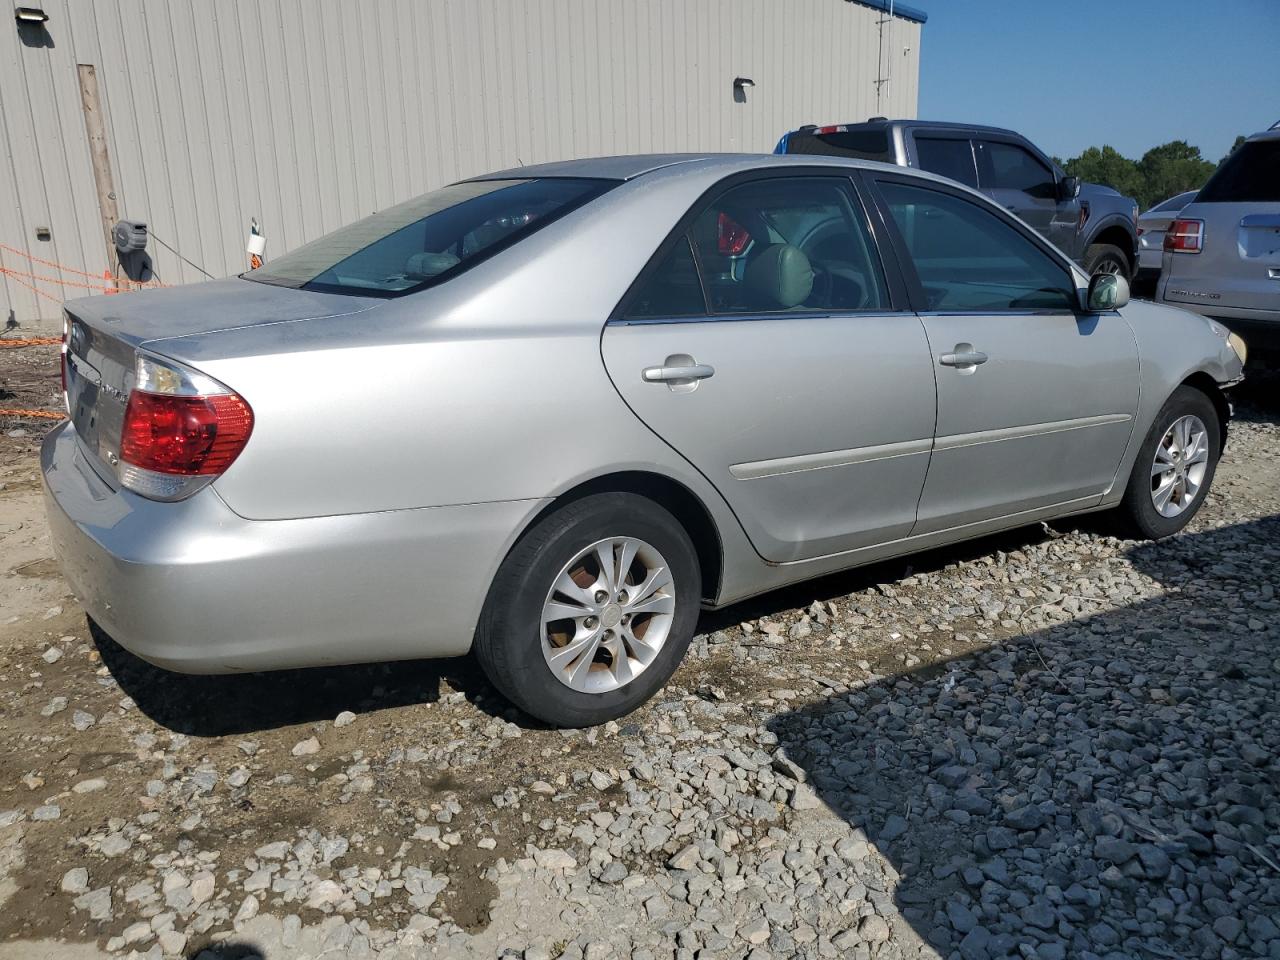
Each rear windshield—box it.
[1196,141,1280,203]
[783,129,893,162]
[1148,190,1197,213]
[247,177,615,295]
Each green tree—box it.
[1138,140,1216,208]
[1059,140,1224,210]
[1063,146,1144,203]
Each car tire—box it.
[1116,386,1221,540]
[474,492,701,727]
[1083,243,1131,280]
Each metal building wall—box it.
[0,0,921,324]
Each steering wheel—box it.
[808,264,835,308]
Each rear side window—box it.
[247,177,615,295]
[623,177,889,319]
[914,137,978,188]
[626,237,706,318]
[1196,140,1280,202]
[782,129,893,162]
[879,180,1076,312]
[977,141,1057,198]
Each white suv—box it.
[1158,131,1280,359]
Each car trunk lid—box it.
[63,277,380,484]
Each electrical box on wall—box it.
[112,220,147,253]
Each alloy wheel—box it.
[1150,414,1209,517]
[540,537,676,693]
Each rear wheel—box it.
[474,493,701,727]
[1116,386,1221,539]
[1083,243,1131,280]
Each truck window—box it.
[914,137,978,188]
[977,141,1057,199]
[782,129,893,162]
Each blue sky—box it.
[916,0,1280,163]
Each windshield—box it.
[247,177,616,295]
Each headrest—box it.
[744,243,814,309]
[405,251,461,280]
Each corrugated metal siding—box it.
[0,0,920,323]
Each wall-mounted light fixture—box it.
[733,77,755,92]
[14,6,48,22]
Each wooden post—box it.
[77,63,120,291]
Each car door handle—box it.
[642,363,715,383]
[939,349,988,367]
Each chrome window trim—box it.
[607,310,921,327]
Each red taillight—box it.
[717,212,751,256]
[815,124,844,135]
[120,391,253,475]
[1165,219,1204,253]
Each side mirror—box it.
[1085,272,1129,312]
[1057,176,1081,201]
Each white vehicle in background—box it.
[1136,190,1198,282]
[1158,131,1280,360]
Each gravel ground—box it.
[1,342,1277,960]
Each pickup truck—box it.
[776,119,1139,279]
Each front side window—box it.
[977,141,1057,198]
[879,180,1077,312]
[686,178,888,315]
[247,177,615,295]
[914,137,978,188]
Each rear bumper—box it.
[41,422,543,674]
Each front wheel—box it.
[1116,386,1221,539]
[474,493,701,727]
[1083,243,1131,280]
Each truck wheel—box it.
[1083,243,1130,280]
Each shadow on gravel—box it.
[91,622,516,737]
[769,517,1280,959]
[186,942,266,960]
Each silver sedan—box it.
[1136,189,1198,276]
[44,154,1246,727]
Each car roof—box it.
[1245,129,1280,143]
[791,118,1025,139]
[469,152,896,182]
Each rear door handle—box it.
[940,348,989,368]
[642,363,715,383]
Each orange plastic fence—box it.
[0,242,168,304]
[0,408,64,421]
[0,337,61,348]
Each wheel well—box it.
[533,472,723,602]
[1091,225,1135,270]
[1181,372,1231,448]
